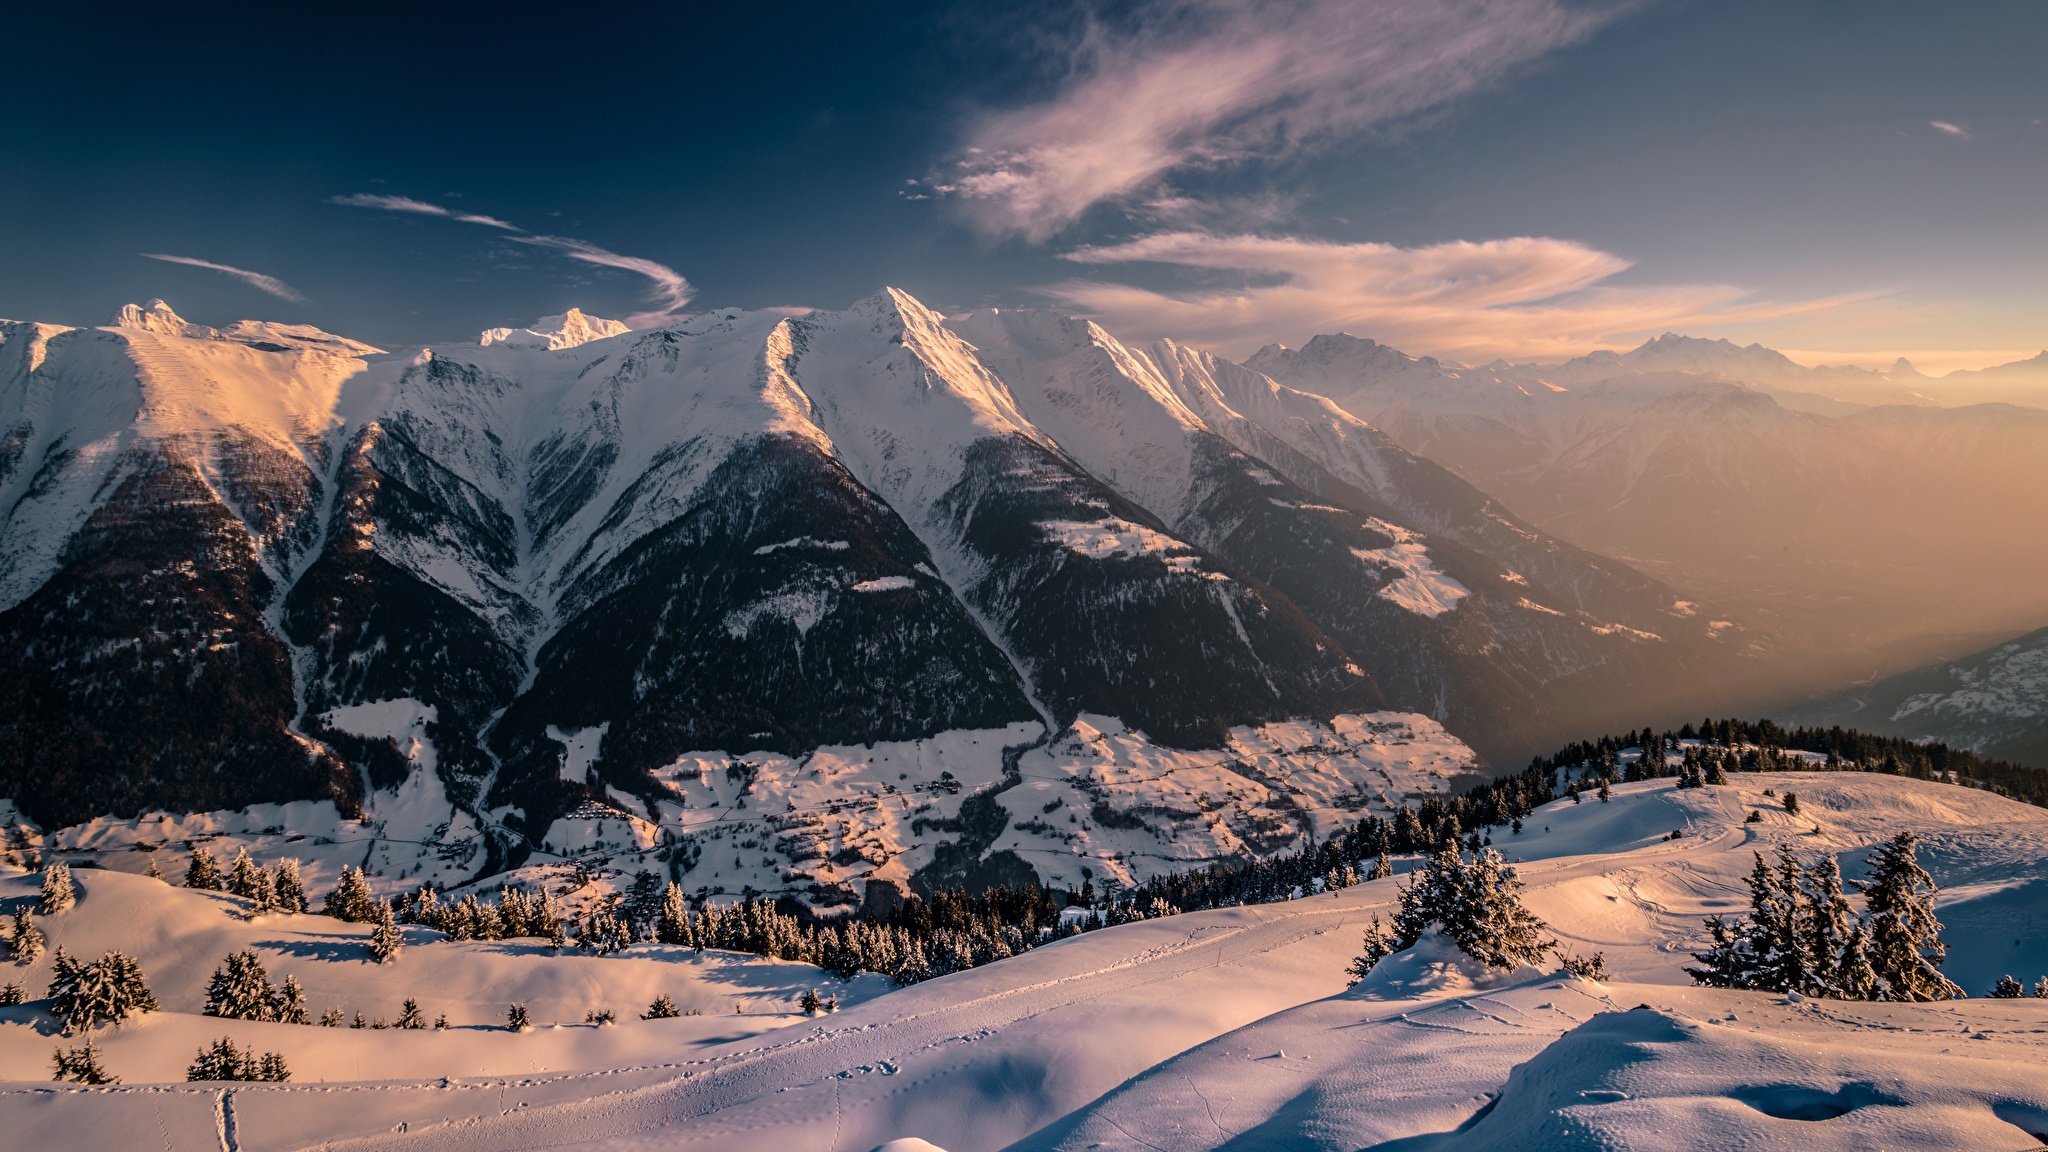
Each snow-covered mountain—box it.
[0,293,1744,900]
[1784,626,2048,769]
[1246,332,2048,666]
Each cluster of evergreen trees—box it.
[184,846,307,913]
[1688,833,1963,1001]
[1347,843,1558,981]
[187,1036,289,1082]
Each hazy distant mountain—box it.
[0,293,1742,895]
[1784,626,2048,769]
[1245,332,2048,668]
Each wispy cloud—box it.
[329,193,517,230]
[926,0,1630,241]
[1047,231,1869,361]
[1929,119,1972,139]
[334,193,693,325]
[140,253,304,301]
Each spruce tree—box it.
[272,860,307,914]
[1857,832,1962,1002]
[203,951,277,1021]
[227,847,263,901]
[185,847,221,891]
[1801,856,1857,997]
[144,856,165,882]
[506,1003,531,1032]
[324,866,378,923]
[643,994,680,1019]
[38,862,76,915]
[318,1007,344,1028]
[51,1037,117,1085]
[187,1037,290,1082]
[654,882,691,945]
[397,998,426,1029]
[1686,914,1748,988]
[48,949,157,1033]
[0,981,23,1005]
[1991,974,2023,998]
[368,906,404,964]
[800,988,822,1016]
[273,974,308,1025]
[580,909,631,954]
[8,907,44,965]
[1345,914,1396,983]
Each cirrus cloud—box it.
[333,193,693,326]
[139,253,304,301]
[928,0,1631,241]
[1048,231,1871,361]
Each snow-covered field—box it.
[4,771,2044,1151]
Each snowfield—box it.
[3,771,2044,1151]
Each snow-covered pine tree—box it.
[8,907,44,965]
[186,1037,291,1082]
[51,1037,117,1084]
[2035,977,2048,999]
[184,847,221,891]
[48,949,158,1033]
[144,856,164,881]
[272,859,307,914]
[1857,832,1963,1002]
[1454,849,1555,970]
[1991,974,2024,998]
[506,1003,531,1032]
[324,865,378,923]
[1370,854,1393,881]
[272,974,308,1024]
[800,988,822,1016]
[38,862,75,914]
[396,998,426,1029]
[1686,914,1749,987]
[1743,849,1817,995]
[318,1007,344,1028]
[579,908,631,955]
[203,950,277,1021]
[367,906,404,964]
[227,847,263,901]
[0,981,23,1005]
[1835,921,1879,1000]
[1802,855,1858,997]
[1345,914,1396,983]
[643,994,680,1019]
[655,882,691,945]
[625,870,663,938]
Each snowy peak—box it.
[478,306,631,350]
[110,298,205,337]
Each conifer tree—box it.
[227,847,264,901]
[38,862,76,914]
[396,998,426,1029]
[1991,974,2024,998]
[506,1003,531,1032]
[1345,914,1395,984]
[654,882,691,945]
[187,1037,290,1082]
[1370,854,1392,881]
[2035,977,2048,999]
[800,988,822,1016]
[185,847,221,891]
[318,1007,344,1028]
[643,994,680,1019]
[1802,856,1857,997]
[1597,778,1612,802]
[1857,832,1962,1002]
[51,1037,117,1085]
[368,906,404,964]
[8,907,44,966]
[324,866,378,923]
[203,951,277,1021]
[144,856,164,882]
[273,974,308,1025]
[579,908,631,954]
[48,949,158,1033]
[0,981,23,1005]
[272,859,307,914]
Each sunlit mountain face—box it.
[3,4,2044,1149]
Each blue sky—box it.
[3,0,2042,369]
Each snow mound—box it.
[1350,518,1470,617]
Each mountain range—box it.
[1248,332,2048,664]
[0,293,1747,897]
